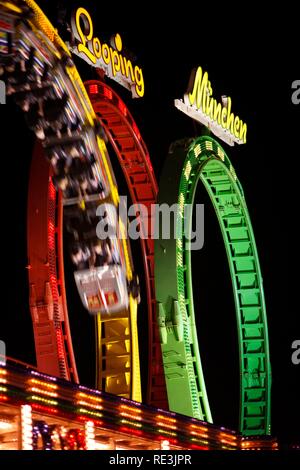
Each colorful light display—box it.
[21,405,33,450]
[175,66,247,146]
[0,361,277,451]
[70,7,144,98]
[0,0,278,452]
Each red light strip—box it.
[119,100,127,116]
[89,84,99,95]
[103,87,112,100]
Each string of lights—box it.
[0,361,278,450]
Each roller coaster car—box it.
[45,128,110,199]
[0,4,138,319]
[69,202,140,314]
[18,24,59,73]
[74,265,129,315]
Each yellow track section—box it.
[6,0,141,401]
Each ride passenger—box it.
[70,243,91,270]
[93,240,109,267]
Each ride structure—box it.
[155,136,271,436]
[86,80,167,408]
[0,0,272,444]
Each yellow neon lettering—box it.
[93,37,101,59]
[185,66,247,144]
[205,82,213,116]
[239,122,247,143]
[124,58,135,82]
[72,9,144,97]
[119,54,125,75]
[134,66,144,98]
[75,7,96,65]
[213,101,222,125]
[188,67,209,111]
[114,34,122,52]
[206,96,212,119]
[201,73,209,111]
[188,67,202,106]
[206,93,218,120]
[234,116,240,138]
[102,43,110,64]
[225,97,235,134]
[110,48,120,76]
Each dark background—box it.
[1,0,298,446]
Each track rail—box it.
[155,136,271,436]
[86,80,168,408]
[28,144,78,381]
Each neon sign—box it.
[175,66,247,146]
[70,7,144,98]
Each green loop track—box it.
[154,135,271,436]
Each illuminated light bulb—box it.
[31,403,58,414]
[30,379,52,387]
[48,181,56,200]
[120,412,142,421]
[77,400,103,410]
[158,429,177,437]
[190,424,208,432]
[157,422,177,430]
[79,408,103,418]
[30,370,57,382]
[156,415,177,423]
[77,392,102,403]
[217,147,225,161]
[85,421,95,451]
[48,221,55,233]
[21,405,33,450]
[161,440,170,450]
[121,419,142,428]
[205,141,213,151]
[119,426,143,436]
[89,84,99,95]
[177,239,182,250]
[79,385,102,395]
[184,161,192,180]
[178,193,185,216]
[103,87,113,100]
[132,122,141,140]
[119,405,142,414]
[194,144,202,158]
[29,387,58,397]
[30,395,58,406]
[119,100,127,116]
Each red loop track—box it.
[27,145,78,382]
[86,80,167,408]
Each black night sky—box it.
[0,0,298,447]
